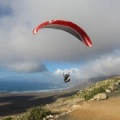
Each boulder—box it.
[93,93,108,100]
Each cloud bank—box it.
[54,50,120,82]
[7,63,48,73]
[0,0,120,83]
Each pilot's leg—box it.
[65,77,70,83]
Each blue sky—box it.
[0,0,120,87]
[0,6,12,17]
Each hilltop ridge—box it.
[2,76,120,120]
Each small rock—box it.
[43,117,46,120]
[54,114,59,119]
[105,89,111,93]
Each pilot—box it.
[63,72,70,83]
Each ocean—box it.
[0,80,69,93]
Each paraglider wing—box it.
[33,20,92,47]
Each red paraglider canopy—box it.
[33,20,92,47]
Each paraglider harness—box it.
[63,72,70,83]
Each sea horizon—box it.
[0,80,72,93]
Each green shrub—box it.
[27,106,51,120]
[83,87,105,100]
[4,117,13,120]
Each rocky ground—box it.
[46,77,120,120]
[1,76,120,120]
[57,90,120,120]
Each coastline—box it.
[0,87,78,118]
[0,85,73,94]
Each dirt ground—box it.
[57,95,120,120]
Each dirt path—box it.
[57,96,120,120]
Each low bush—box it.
[4,117,13,120]
[27,106,51,120]
[83,87,105,100]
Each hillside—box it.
[2,76,120,120]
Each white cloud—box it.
[0,0,120,82]
[6,62,48,73]
[54,51,120,82]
